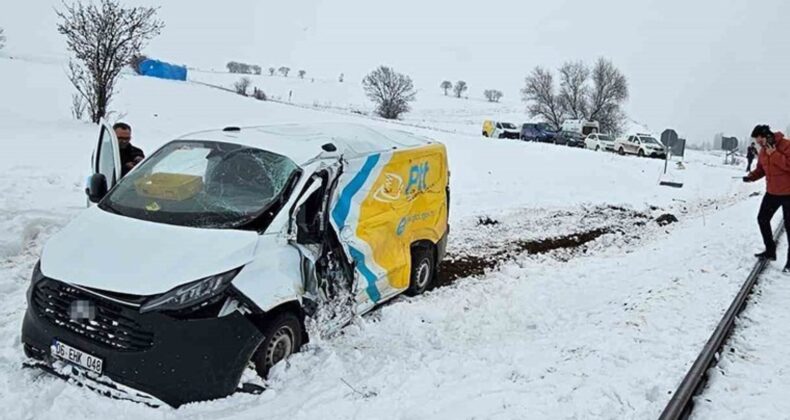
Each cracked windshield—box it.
[101,141,299,228]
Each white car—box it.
[584,133,615,151]
[614,133,667,158]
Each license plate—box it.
[51,340,104,375]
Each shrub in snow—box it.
[453,81,468,98]
[56,0,164,123]
[251,65,262,75]
[440,80,452,96]
[268,67,276,76]
[0,27,6,50]
[362,65,416,120]
[279,66,291,77]
[252,87,267,101]
[484,89,503,103]
[338,73,344,83]
[298,70,306,79]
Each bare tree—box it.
[587,58,629,134]
[521,59,629,134]
[558,61,589,119]
[0,27,6,50]
[483,89,504,103]
[440,80,452,96]
[298,69,306,79]
[362,65,417,120]
[251,65,262,75]
[521,67,566,131]
[71,93,86,120]
[453,81,468,98]
[278,66,290,77]
[234,77,252,96]
[338,73,344,83]
[56,0,164,123]
[268,67,276,76]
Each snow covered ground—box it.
[692,240,790,420]
[0,53,779,419]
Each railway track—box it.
[658,222,786,419]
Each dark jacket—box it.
[120,145,145,177]
[747,133,790,195]
[747,144,757,160]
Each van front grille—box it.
[32,279,154,351]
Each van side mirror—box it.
[86,173,108,203]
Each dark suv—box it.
[520,123,556,143]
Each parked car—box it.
[614,133,667,158]
[555,130,585,147]
[585,133,616,151]
[520,123,557,143]
[22,121,450,407]
[483,120,520,139]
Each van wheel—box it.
[482,131,488,137]
[595,145,600,151]
[251,312,303,378]
[405,246,435,296]
[638,149,645,157]
[618,147,625,155]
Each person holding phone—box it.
[743,124,790,270]
[113,122,145,177]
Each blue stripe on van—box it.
[349,246,382,302]
[331,153,380,228]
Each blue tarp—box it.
[138,59,188,81]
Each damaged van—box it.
[21,122,450,407]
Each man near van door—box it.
[743,125,790,270]
[746,142,757,172]
[114,122,145,177]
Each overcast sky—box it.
[4,0,789,143]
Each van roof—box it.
[175,123,432,165]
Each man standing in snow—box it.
[743,125,790,270]
[746,142,757,172]
[113,122,145,177]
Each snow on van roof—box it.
[176,123,431,165]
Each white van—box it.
[22,122,450,407]
[561,119,600,136]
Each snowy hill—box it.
[0,53,773,419]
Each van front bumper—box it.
[21,278,263,407]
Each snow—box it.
[0,52,783,419]
[691,239,790,420]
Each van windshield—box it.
[101,140,300,229]
[501,123,517,129]
[599,135,612,141]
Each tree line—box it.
[53,0,629,133]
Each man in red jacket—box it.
[744,124,790,270]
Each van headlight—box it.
[140,268,241,313]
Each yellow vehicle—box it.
[482,119,520,139]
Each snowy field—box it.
[0,53,777,419]
[692,240,790,420]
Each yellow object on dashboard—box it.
[134,173,203,201]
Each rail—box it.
[658,222,786,419]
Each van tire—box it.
[251,312,303,379]
[482,131,488,137]
[638,149,645,157]
[618,147,625,155]
[405,246,435,296]
[595,145,600,151]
